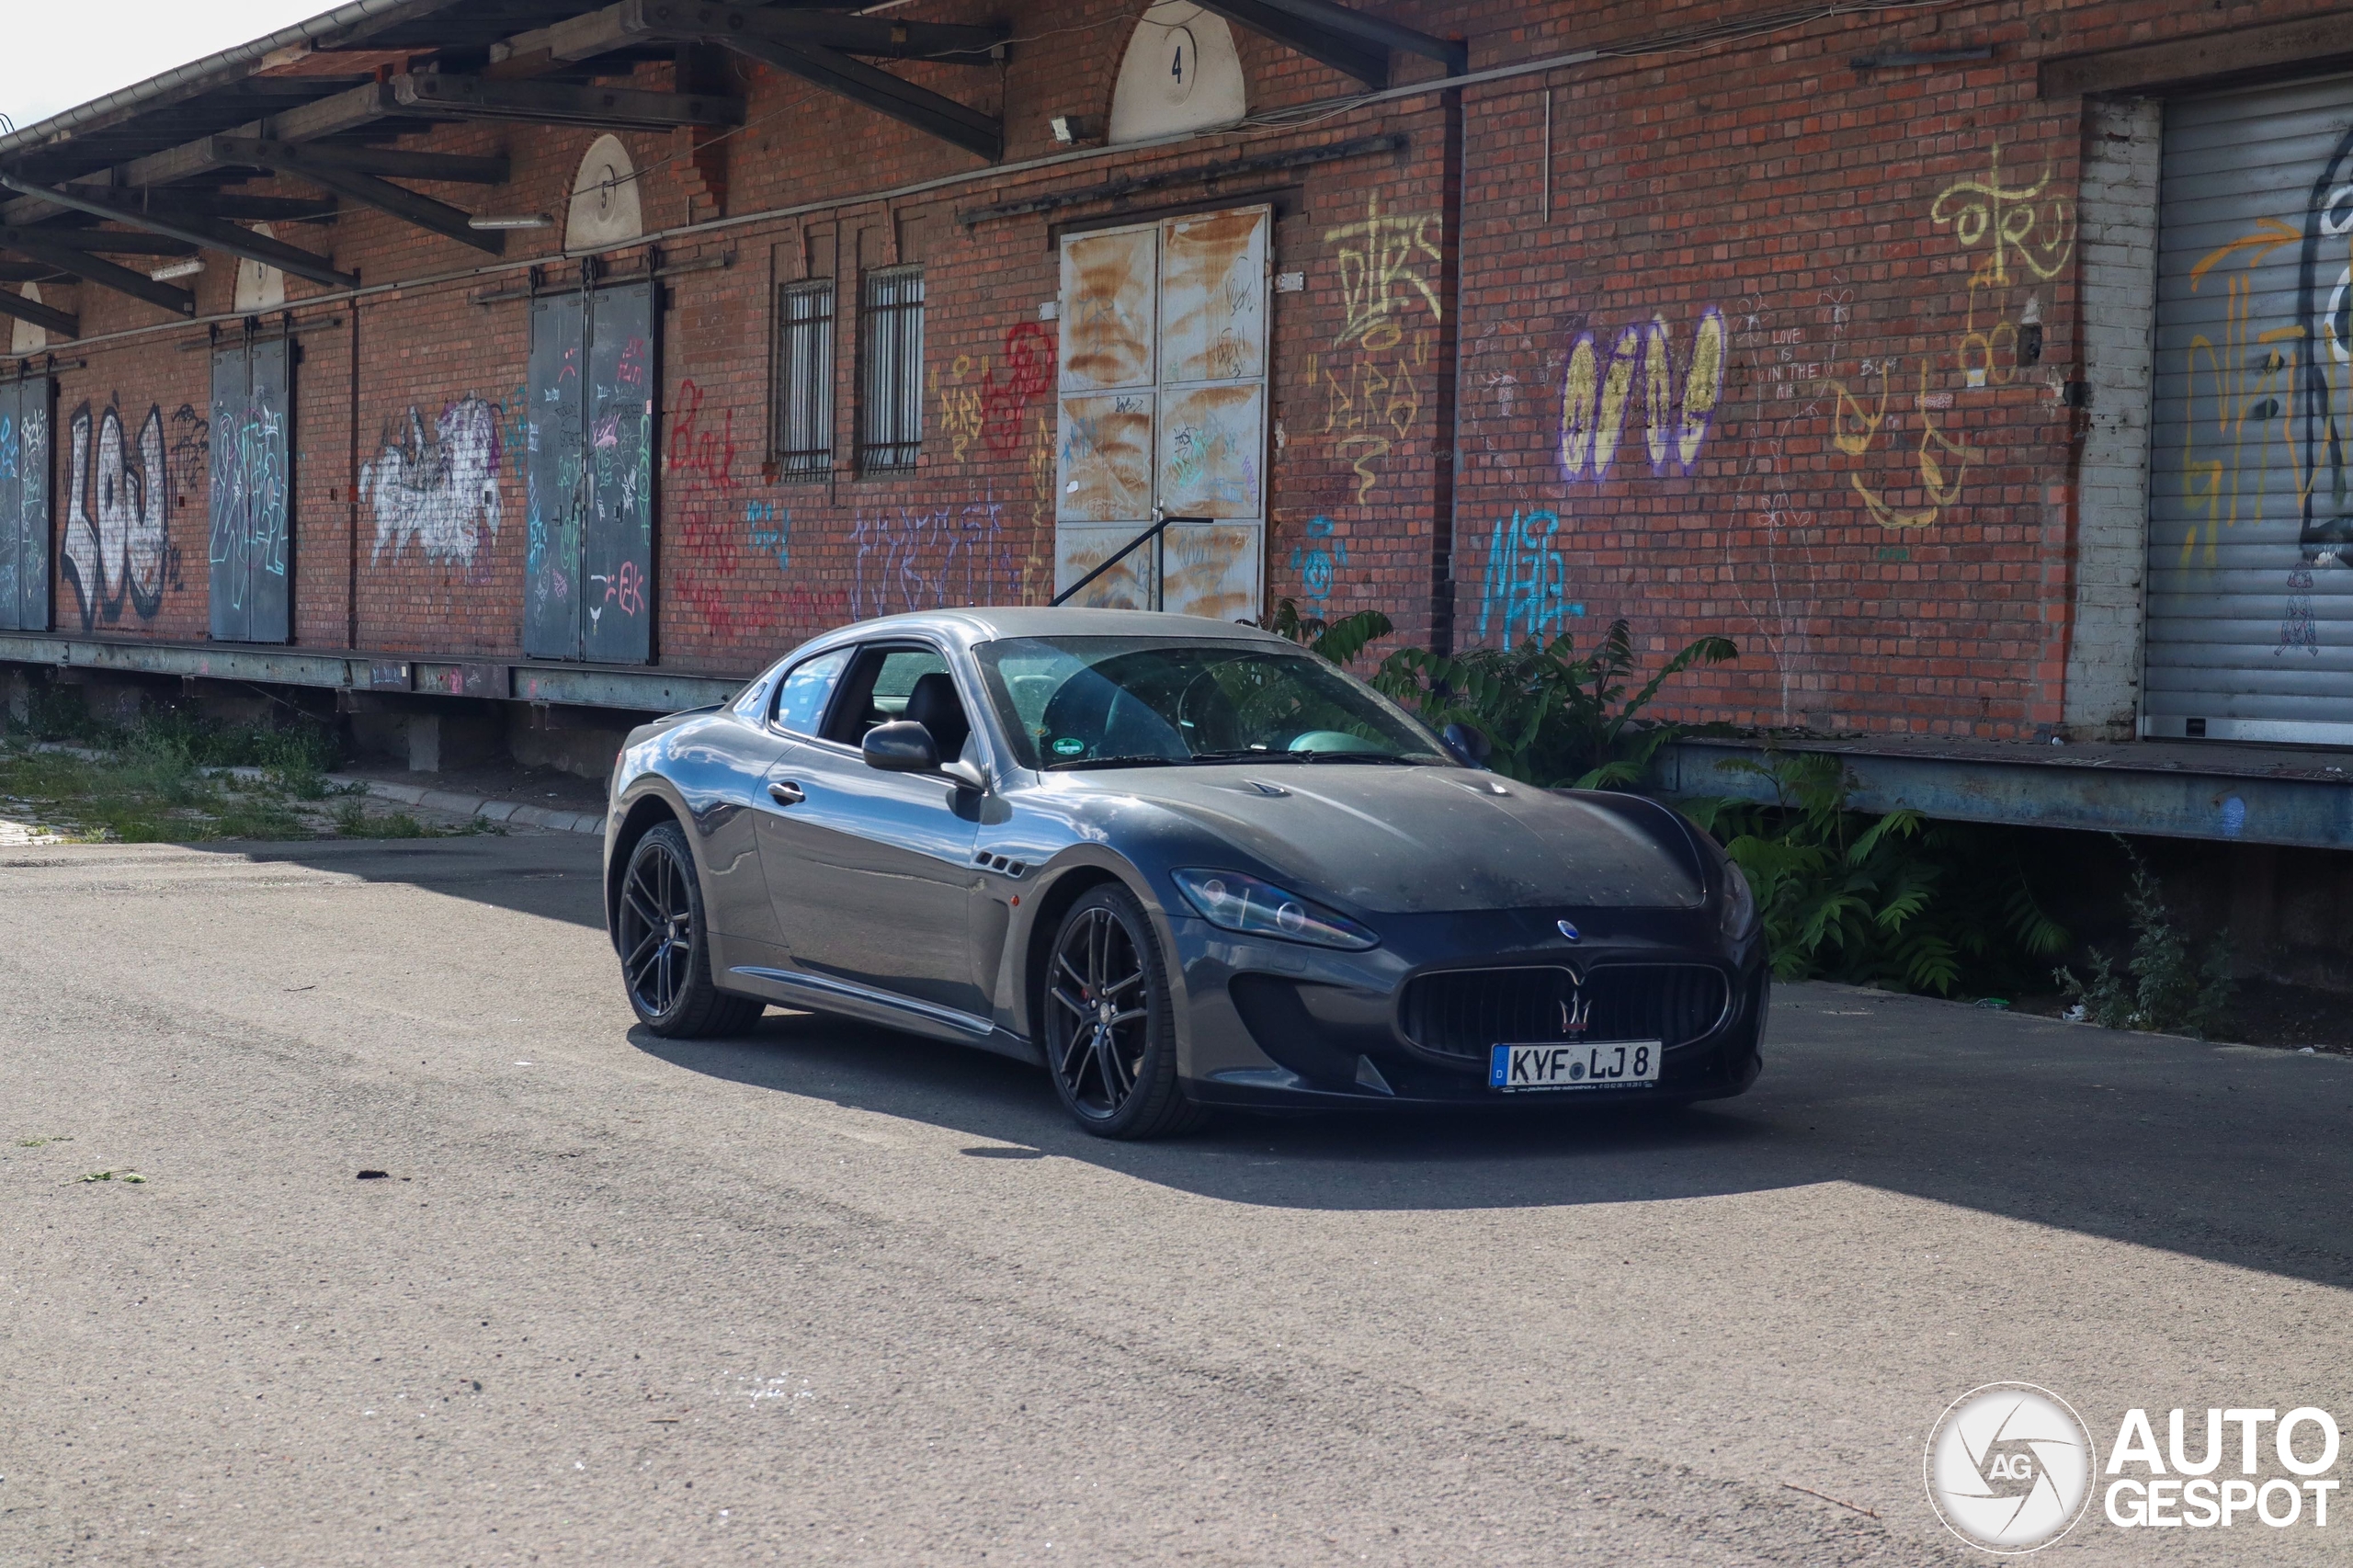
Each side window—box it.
[771,650,849,736]
[822,645,951,744]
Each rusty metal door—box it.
[1056,206,1268,619]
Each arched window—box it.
[564,133,644,253]
[1108,3,1247,144]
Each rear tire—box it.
[1040,884,1207,1140]
[616,822,765,1039]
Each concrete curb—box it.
[20,743,606,835]
[341,776,606,835]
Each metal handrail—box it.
[1050,513,1211,611]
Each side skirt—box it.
[728,965,1044,1066]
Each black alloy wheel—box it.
[1041,883,1204,1139]
[616,822,764,1038]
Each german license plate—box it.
[1490,1040,1662,1092]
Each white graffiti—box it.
[63,403,170,630]
[362,397,506,565]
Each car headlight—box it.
[1170,869,1378,950]
[1720,860,1758,941]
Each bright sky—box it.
[3,2,335,134]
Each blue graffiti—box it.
[0,415,14,483]
[1479,507,1586,645]
[1290,515,1346,603]
[747,500,790,572]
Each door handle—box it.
[767,780,805,806]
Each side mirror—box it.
[861,720,939,773]
[1441,721,1493,767]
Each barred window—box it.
[858,265,925,472]
[775,279,835,478]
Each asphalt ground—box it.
[3,835,2349,1566]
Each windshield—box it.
[974,636,1452,771]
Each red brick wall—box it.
[20,0,2346,739]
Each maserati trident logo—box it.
[1556,919,1581,942]
[1558,988,1593,1039]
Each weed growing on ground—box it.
[2057,838,2234,1037]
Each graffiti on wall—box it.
[1289,516,1346,605]
[61,402,176,631]
[1313,194,1442,503]
[935,322,1054,463]
[361,397,507,566]
[1558,308,1728,483]
[667,377,747,640]
[1477,506,1586,646]
[746,499,790,572]
[210,392,290,595]
[1823,142,2076,532]
[851,489,1015,618]
[168,404,209,494]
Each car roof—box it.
[809,606,1297,650]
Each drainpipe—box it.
[1428,76,1468,657]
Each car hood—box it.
[1066,766,1705,914]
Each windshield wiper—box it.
[1292,750,1446,765]
[1182,748,1307,765]
[1044,754,1187,771]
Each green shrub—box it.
[1680,753,2069,997]
[1263,598,1737,790]
[2057,839,2234,1037]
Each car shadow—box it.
[633,987,2353,1294]
[222,834,608,930]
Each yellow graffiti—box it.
[1836,360,1982,530]
[1313,330,1428,504]
[1929,141,2076,287]
[1022,407,1053,598]
[1558,312,1725,481]
[1822,143,2073,531]
[1323,194,1443,353]
[2177,222,2317,565]
[933,355,990,463]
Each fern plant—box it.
[1261,599,1736,790]
[1681,753,2070,997]
[1371,620,1737,790]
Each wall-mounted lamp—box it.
[468,213,554,231]
[147,257,204,281]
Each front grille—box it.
[1398,965,1729,1063]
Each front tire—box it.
[1041,884,1204,1140]
[616,822,764,1038]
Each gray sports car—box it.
[603,608,1768,1138]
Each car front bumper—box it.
[1165,904,1768,1109]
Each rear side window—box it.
[823,646,949,743]
[771,650,849,736]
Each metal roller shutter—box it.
[2148,74,2353,743]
